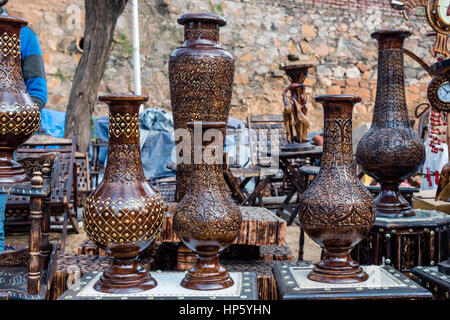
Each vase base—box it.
[94,274,157,294]
[375,205,415,218]
[0,160,30,184]
[307,265,369,284]
[181,270,234,291]
[93,263,157,294]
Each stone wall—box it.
[7,0,436,132]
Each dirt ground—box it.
[5,222,322,262]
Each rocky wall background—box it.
[7,0,437,132]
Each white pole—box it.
[132,0,143,112]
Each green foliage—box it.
[114,33,134,55]
[209,0,224,16]
[48,68,72,82]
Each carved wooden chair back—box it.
[225,127,246,168]
[90,138,108,188]
[74,152,91,208]
[247,114,287,168]
[155,176,177,203]
[5,135,79,235]
[0,153,59,299]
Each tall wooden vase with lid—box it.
[356,29,425,218]
[298,95,375,284]
[174,121,242,290]
[83,95,165,293]
[0,15,40,183]
[169,13,234,202]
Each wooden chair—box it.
[90,138,108,188]
[0,153,58,299]
[154,176,177,203]
[239,115,287,206]
[5,135,80,252]
[74,152,91,208]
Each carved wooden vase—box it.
[298,95,375,284]
[83,95,165,294]
[0,16,40,183]
[169,13,234,202]
[356,30,425,218]
[174,121,242,290]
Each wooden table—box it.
[57,270,259,300]
[412,266,450,300]
[273,264,432,300]
[276,147,322,226]
[413,189,450,214]
[0,154,58,299]
[164,203,286,246]
[352,209,450,273]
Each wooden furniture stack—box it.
[0,154,58,300]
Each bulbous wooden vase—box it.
[0,16,40,183]
[356,30,425,218]
[298,95,375,284]
[169,13,234,202]
[83,95,165,294]
[174,121,242,290]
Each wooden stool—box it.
[50,254,111,300]
[412,266,450,300]
[353,209,450,273]
[222,259,310,300]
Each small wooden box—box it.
[273,264,432,300]
[412,266,450,300]
[58,270,258,300]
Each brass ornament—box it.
[392,0,450,57]
[0,32,20,58]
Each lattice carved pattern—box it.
[108,112,139,139]
[0,102,40,135]
[0,32,20,58]
[83,195,165,247]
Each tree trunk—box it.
[64,0,129,152]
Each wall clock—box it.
[428,58,450,111]
[392,0,450,57]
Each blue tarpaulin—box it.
[39,107,250,180]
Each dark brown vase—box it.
[280,64,315,151]
[169,13,234,202]
[298,95,375,284]
[356,30,425,218]
[0,16,40,183]
[83,95,165,294]
[174,121,242,290]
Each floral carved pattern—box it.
[356,33,425,180]
[0,61,26,93]
[102,144,146,184]
[174,164,241,243]
[299,116,374,229]
[169,55,234,116]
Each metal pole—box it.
[131,0,143,112]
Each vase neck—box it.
[107,103,140,145]
[102,98,146,184]
[0,18,26,93]
[372,32,410,127]
[183,21,220,47]
[319,100,355,168]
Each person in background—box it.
[1,0,47,109]
[0,0,47,252]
